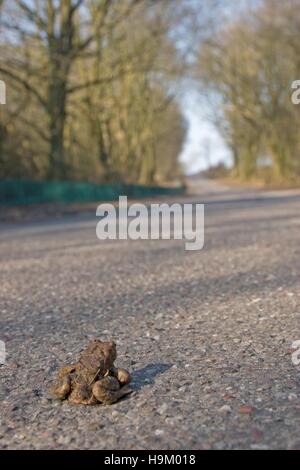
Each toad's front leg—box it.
[92,376,132,405]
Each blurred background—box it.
[0,0,299,191]
[2,2,300,450]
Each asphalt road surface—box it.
[1,180,300,449]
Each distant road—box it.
[1,180,300,449]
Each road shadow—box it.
[131,363,172,391]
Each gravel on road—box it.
[0,187,300,449]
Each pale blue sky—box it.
[179,87,232,175]
[176,0,255,175]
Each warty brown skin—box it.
[51,339,132,405]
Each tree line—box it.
[198,0,300,183]
[0,0,188,184]
[3,0,295,186]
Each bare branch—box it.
[0,66,48,109]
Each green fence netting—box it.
[0,180,184,206]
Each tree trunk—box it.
[46,0,74,179]
[47,77,67,179]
